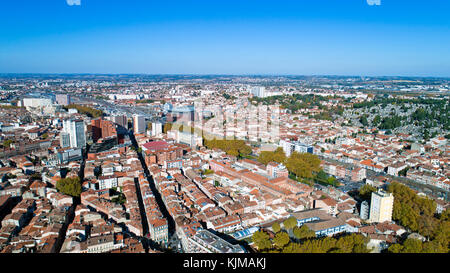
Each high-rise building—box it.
[91,118,117,142]
[369,190,394,223]
[151,122,163,137]
[91,118,102,143]
[360,200,369,220]
[63,119,86,148]
[110,114,128,129]
[60,132,71,148]
[55,94,71,106]
[250,86,266,98]
[101,119,117,140]
[133,115,146,134]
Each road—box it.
[55,144,90,253]
[128,129,179,251]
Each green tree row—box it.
[64,104,103,118]
[257,148,322,180]
[252,229,370,253]
[387,182,449,252]
[204,138,252,157]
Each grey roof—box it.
[290,208,333,221]
[304,218,346,232]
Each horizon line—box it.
[0,73,449,79]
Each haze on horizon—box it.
[1,0,449,77]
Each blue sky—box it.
[0,0,449,76]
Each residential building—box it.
[63,119,86,148]
[133,115,146,134]
[369,190,394,223]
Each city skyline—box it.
[1,0,450,76]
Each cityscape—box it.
[0,75,448,254]
[0,0,449,259]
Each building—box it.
[151,122,163,137]
[133,115,146,134]
[290,209,331,225]
[148,218,168,244]
[49,148,83,165]
[314,198,338,216]
[55,94,71,106]
[98,175,118,190]
[387,162,408,176]
[267,162,289,178]
[206,214,242,233]
[173,130,203,147]
[279,139,313,157]
[142,141,183,166]
[109,114,128,129]
[250,86,266,98]
[60,132,71,148]
[351,168,367,182]
[91,118,102,142]
[91,118,117,143]
[369,190,394,223]
[187,229,245,253]
[304,218,347,237]
[62,119,86,148]
[81,234,123,253]
[164,159,183,169]
[22,97,53,108]
[290,209,347,237]
[360,200,369,220]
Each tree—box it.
[293,225,316,240]
[314,170,337,186]
[372,115,381,126]
[359,115,369,126]
[204,138,252,158]
[252,231,272,251]
[398,167,409,177]
[2,139,14,148]
[56,177,81,197]
[272,222,281,233]
[388,243,404,253]
[257,147,286,165]
[278,234,369,253]
[64,104,103,118]
[417,215,439,239]
[272,147,287,163]
[388,182,441,238]
[358,184,377,201]
[401,238,423,253]
[273,232,290,249]
[163,123,173,133]
[111,194,126,205]
[203,169,214,175]
[283,217,298,230]
[315,170,328,182]
[285,152,321,179]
